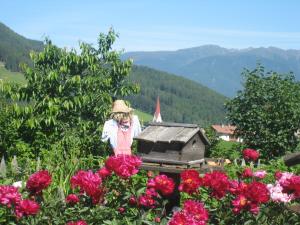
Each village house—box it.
[211,124,243,142]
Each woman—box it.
[101,100,141,155]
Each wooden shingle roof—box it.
[135,122,210,145]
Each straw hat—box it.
[112,100,133,113]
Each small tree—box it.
[225,64,300,159]
[1,29,139,157]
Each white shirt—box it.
[101,115,142,149]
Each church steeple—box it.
[153,96,162,122]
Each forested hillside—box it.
[127,66,227,126]
[0,22,43,71]
[123,45,300,97]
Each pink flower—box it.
[105,154,142,179]
[26,170,52,195]
[0,185,22,207]
[15,199,40,218]
[70,170,103,204]
[178,169,202,194]
[253,170,267,179]
[66,194,80,205]
[97,167,111,179]
[267,184,294,203]
[147,174,175,196]
[66,220,88,225]
[242,148,259,161]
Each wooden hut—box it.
[135,122,210,165]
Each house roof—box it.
[212,125,236,135]
[135,122,210,145]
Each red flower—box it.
[274,171,283,180]
[168,211,193,225]
[203,171,230,199]
[0,185,22,207]
[242,148,259,161]
[118,207,125,214]
[97,167,111,179]
[26,170,52,195]
[67,220,88,225]
[138,194,157,208]
[183,200,209,223]
[178,169,202,194]
[281,175,300,198]
[168,200,209,225]
[231,181,269,215]
[66,194,80,205]
[15,199,40,218]
[70,170,103,204]
[246,181,269,204]
[147,174,175,196]
[129,196,137,205]
[232,195,248,214]
[105,154,142,179]
[241,168,253,178]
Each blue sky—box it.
[1,0,300,51]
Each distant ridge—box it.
[0,22,43,71]
[123,45,300,97]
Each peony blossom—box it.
[138,194,157,208]
[70,170,103,204]
[267,183,294,203]
[0,185,22,207]
[147,174,175,196]
[105,154,142,179]
[178,169,202,194]
[15,199,40,218]
[26,170,52,195]
[280,174,300,198]
[97,167,111,180]
[241,168,253,178]
[253,170,267,179]
[242,148,259,161]
[246,181,269,204]
[203,171,230,199]
[66,194,80,205]
[168,200,208,225]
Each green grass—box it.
[134,109,153,124]
[0,63,26,84]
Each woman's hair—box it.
[111,112,132,123]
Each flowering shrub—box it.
[1,152,299,224]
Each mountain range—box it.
[123,45,300,97]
